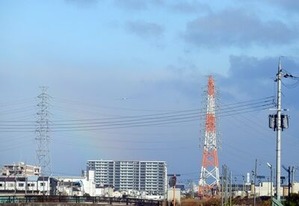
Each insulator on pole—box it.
[269,114,276,130]
[268,114,289,131]
[281,114,289,130]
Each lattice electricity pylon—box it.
[35,86,51,177]
[198,76,220,198]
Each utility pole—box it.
[288,166,291,199]
[269,58,297,203]
[282,165,291,199]
[276,60,282,202]
[291,166,296,193]
[229,171,232,206]
[267,162,273,198]
[168,174,179,206]
[221,165,228,206]
[253,159,257,206]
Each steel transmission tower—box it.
[198,76,220,198]
[36,86,51,176]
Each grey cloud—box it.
[267,0,299,13]
[114,0,209,14]
[218,56,299,104]
[114,0,163,10]
[64,0,98,7]
[183,9,298,48]
[125,21,164,39]
[170,1,210,14]
[162,63,203,99]
[228,56,275,80]
[158,55,299,111]
[219,56,276,101]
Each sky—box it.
[1,0,299,186]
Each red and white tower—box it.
[198,76,220,198]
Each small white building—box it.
[247,181,299,197]
[1,162,40,177]
[0,176,57,195]
[55,170,97,196]
[254,182,274,197]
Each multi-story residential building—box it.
[0,162,55,195]
[1,162,40,177]
[87,160,167,195]
[0,176,57,195]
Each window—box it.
[18,183,24,187]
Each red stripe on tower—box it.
[198,76,220,199]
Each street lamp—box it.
[267,162,273,198]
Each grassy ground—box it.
[181,198,220,206]
[181,197,272,206]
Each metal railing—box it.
[0,195,163,206]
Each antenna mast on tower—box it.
[36,86,51,176]
[198,76,220,198]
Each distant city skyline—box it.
[1,0,299,185]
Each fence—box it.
[0,195,163,206]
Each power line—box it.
[0,96,275,132]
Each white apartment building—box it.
[0,176,57,195]
[87,160,167,195]
[1,162,40,177]
[55,170,97,196]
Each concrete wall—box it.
[167,188,181,205]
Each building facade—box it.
[1,162,40,177]
[0,176,57,195]
[0,162,55,195]
[87,160,167,195]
